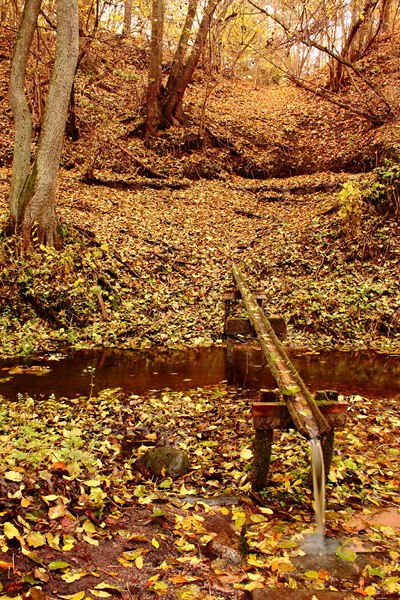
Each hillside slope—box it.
[0,29,399,356]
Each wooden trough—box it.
[224,264,348,491]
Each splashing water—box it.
[309,437,326,548]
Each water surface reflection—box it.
[0,345,398,400]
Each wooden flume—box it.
[232,263,330,440]
[225,263,348,491]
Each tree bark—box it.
[161,0,198,125]
[161,0,220,126]
[145,0,164,138]
[8,0,42,232]
[23,0,79,248]
[123,0,133,36]
[9,0,79,249]
[331,0,379,91]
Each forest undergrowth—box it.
[0,384,399,599]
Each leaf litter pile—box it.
[1,382,400,600]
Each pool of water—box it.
[0,345,398,400]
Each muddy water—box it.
[0,345,399,400]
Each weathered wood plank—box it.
[225,316,287,340]
[223,289,266,301]
[253,401,348,430]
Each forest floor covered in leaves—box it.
[0,167,399,357]
[0,166,399,599]
[0,28,400,357]
[0,383,400,600]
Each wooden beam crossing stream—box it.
[232,263,331,440]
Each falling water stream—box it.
[310,438,326,547]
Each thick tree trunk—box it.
[8,0,42,232]
[161,0,198,126]
[161,0,220,126]
[145,0,164,138]
[20,0,79,249]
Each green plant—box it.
[83,366,96,400]
[367,160,400,214]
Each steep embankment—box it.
[0,29,399,356]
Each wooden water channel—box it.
[224,264,348,492]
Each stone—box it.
[136,446,190,479]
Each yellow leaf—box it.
[240,448,253,460]
[304,570,320,579]
[4,471,23,482]
[26,532,47,548]
[135,556,143,569]
[49,505,67,519]
[152,538,160,548]
[82,519,96,534]
[259,507,273,514]
[83,480,101,487]
[149,581,168,593]
[234,581,264,591]
[117,558,133,568]
[42,494,59,502]
[62,535,77,551]
[364,585,377,596]
[46,532,61,550]
[61,571,89,583]
[82,535,99,546]
[58,592,86,600]
[4,522,21,541]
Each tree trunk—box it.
[145,0,164,138]
[9,0,79,249]
[123,0,133,36]
[161,0,220,126]
[161,0,198,125]
[331,0,379,91]
[8,0,42,232]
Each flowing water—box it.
[309,437,326,552]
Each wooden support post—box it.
[251,390,348,490]
[252,429,274,492]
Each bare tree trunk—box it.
[8,0,79,249]
[123,0,133,36]
[8,0,42,232]
[380,0,392,31]
[161,0,198,125]
[331,0,379,91]
[161,0,220,126]
[145,0,164,138]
